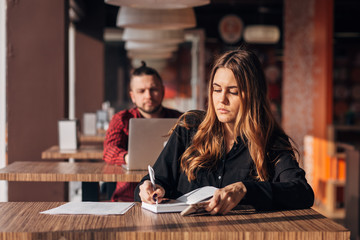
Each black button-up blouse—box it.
[134,111,314,210]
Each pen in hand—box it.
[148,165,158,204]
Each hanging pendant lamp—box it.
[123,28,185,44]
[125,41,179,52]
[127,51,173,60]
[105,0,209,9]
[116,7,196,30]
[127,49,176,56]
[243,25,280,44]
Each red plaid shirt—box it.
[103,107,182,201]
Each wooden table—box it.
[0,161,147,201]
[79,133,105,144]
[0,202,349,240]
[41,145,105,200]
[41,145,103,160]
[0,161,147,182]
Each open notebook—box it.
[123,118,178,170]
[141,186,218,214]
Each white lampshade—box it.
[127,51,173,60]
[105,0,209,9]
[243,25,280,44]
[116,7,196,30]
[127,49,176,56]
[123,28,185,44]
[125,41,179,52]
[103,28,123,41]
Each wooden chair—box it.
[345,147,360,240]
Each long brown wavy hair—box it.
[180,49,298,182]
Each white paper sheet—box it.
[40,202,135,215]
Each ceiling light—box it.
[123,28,185,44]
[116,7,196,30]
[244,25,280,44]
[125,42,179,52]
[127,51,173,60]
[105,0,209,9]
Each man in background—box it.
[103,61,182,202]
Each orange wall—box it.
[312,0,333,137]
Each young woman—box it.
[134,49,314,215]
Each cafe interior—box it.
[0,0,360,238]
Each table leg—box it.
[82,182,99,201]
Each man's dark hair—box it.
[131,61,163,85]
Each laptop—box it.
[123,118,179,170]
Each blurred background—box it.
[1,0,360,232]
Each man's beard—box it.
[137,103,162,114]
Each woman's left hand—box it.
[205,182,247,215]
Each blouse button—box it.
[218,176,222,180]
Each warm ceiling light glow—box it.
[103,28,123,41]
[116,7,196,30]
[105,0,209,9]
[123,28,185,44]
[127,51,173,60]
[244,25,280,44]
[125,41,179,52]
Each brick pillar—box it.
[283,0,333,205]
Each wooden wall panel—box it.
[75,1,105,128]
[7,0,67,201]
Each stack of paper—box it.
[40,202,135,215]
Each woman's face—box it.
[212,68,241,129]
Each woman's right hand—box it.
[139,180,166,204]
